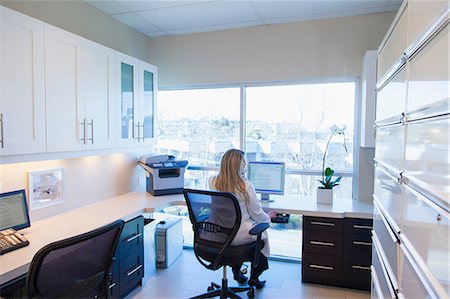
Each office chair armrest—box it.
[249,223,269,235]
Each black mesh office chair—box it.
[184,188,270,299]
[26,220,124,298]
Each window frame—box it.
[159,76,360,199]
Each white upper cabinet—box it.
[45,25,116,152]
[83,42,115,150]
[116,52,157,147]
[138,62,157,147]
[0,7,46,156]
[45,24,86,152]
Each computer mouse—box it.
[159,220,166,225]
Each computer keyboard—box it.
[0,228,29,255]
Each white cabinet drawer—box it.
[376,67,407,123]
[407,0,449,47]
[373,201,400,279]
[404,115,450,202]
[378,4,408,80]
[407,24,449,116]
[371,235,397,299]
[375,124,404,171]
[399,186,450,297]
[398,242,449,299]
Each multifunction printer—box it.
[138,154,188,196]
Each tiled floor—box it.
[126,249,371,299]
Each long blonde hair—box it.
[212,149,249,202]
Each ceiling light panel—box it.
[136,1,261,30]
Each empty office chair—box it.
[184,188,269,299]
[26,220,124,298]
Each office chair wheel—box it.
[247,289,255,298]
[207,286,214,292]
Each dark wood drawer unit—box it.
[302,216,372,291]
[110,215,144,298]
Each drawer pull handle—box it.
[311,221,335,227]
[352,265,371,271]
[127,264,143,276]
[310,264,334,271]
[353,225,372,230]
[310,241,334,247]
[109,283,116,289]
[353,241,372,246]
[126,233,142,242]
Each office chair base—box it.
[190,278,255,299]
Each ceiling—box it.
[85,0,402,38]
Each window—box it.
[157,81,356,259]
[158,81,355,199]
[246,83,355,199]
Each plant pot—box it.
[317,188,333,204]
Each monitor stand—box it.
[260,193,275,202]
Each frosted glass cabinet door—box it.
[139,62,157,146]
[400,186,450,298]
[404,115,450,202]
[407,24,449,116]
[378,4,408,80]
[116,52,139,147]
[407,0,449,46]
[375,124,404,171]
[0,7,46,156]
[376,67,406,123]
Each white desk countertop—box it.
[0,190,373,285]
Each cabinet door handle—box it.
[353,241,372,246]
[134,122,140,141]
[140,124,145,142]
[126,233,142,242]
[80,119,86,144]
[311,221,335,227]
[0,113,4,148]
[87,119,94,144]
[310,241,334,247]
[109,283,116,289]
[126,264,142,276]
[353,225,372,230]
[352,265,371,271]
[310,264,334,271]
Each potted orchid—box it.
[317,125,348,204]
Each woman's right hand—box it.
[267,210,277,219]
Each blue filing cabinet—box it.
[109,215,145,298]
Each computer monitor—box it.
[0,190,31,231]
[247,161,286,202]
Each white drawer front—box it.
[372,236,397,299]
[376,68,407,122]
[400,187,450,297]
[407,24,449,115]
[373,166,404,229]
[375,125,404,171]
[399,242,449,299]
[373,202,400,279]
[404,116,450,201]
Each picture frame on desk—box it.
[28,168,64,210]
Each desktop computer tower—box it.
[155,217,183,269]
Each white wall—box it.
[1,154,141,221]
[148,13,395,87]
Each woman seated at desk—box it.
[209,148,276,289]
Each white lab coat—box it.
[209,178,271,257]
